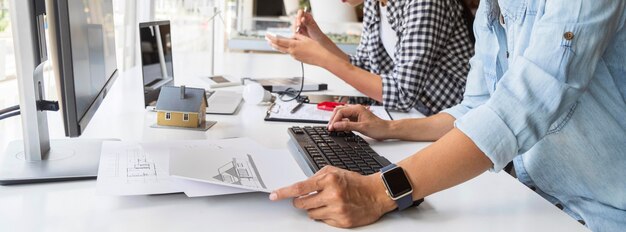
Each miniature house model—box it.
[156,86,207,128]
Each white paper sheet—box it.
[97,141,181,195]
[96,138,273,196]
[266,101,392,123]
[173,179,252,197]
[170,145,308,193]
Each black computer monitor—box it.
[139,21,174,107]
[0,0,118,184]
[254,0,285,17]
[49,0,118,137]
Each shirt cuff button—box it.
[564,32,575,40]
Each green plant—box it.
[299,0,363,22]
[0,10,8,32]
[299,0,310,9]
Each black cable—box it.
[279,62,306,102]
[0,110,20,121]
[0,105,20,115]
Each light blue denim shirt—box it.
[442,0,626,230]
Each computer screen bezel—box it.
[48,0,118,138]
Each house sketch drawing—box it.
[125,150,158,183]
[213,154,266,189]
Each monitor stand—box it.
[0,0,119,185]
[0,139,119,185]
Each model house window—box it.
[183,113,189,121]
[165,112,171,120]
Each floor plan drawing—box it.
[125,150,159,183]
[213,154,266,189]
[97,142,179,195]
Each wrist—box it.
[316,34,334,47]
[320,53,349,71]
[386,120,403,139]
[320,36,350,62]
[319,52,339,72]
[367,173,397,214]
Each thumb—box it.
[302,13,315,26]
[293,33,310,41]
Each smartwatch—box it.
[380,164,414,211]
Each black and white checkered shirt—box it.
[350,0,474,115]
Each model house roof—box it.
[156,86,207,113]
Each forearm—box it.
[319,36,350,62]
[372,128,492,213]
[387,113,455,141]
[321,56,383,102]
[403,129,490,201]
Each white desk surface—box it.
[0,52,588,231]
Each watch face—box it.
[383,167,412,198]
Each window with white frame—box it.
[183,113,189,121]
[165,112,171,120]
[0,0,18,104]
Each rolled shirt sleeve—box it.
[349,35,372,71]
[451,0,625,171]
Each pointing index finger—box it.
[270,166,336,201]
[270,174,326,201]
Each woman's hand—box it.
[283,9,350,61]
[293,10,326,43]
[265,33,335,67]
[269,166,396,228]
[293,9,343,57]
[327,105,393,141]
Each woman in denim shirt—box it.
[266,0,475,115]
[269,0,626,230]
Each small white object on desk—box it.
[202,75,241,88]
[205,90,243,115]
[243,82,276,104]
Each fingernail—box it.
[269,192,277,201]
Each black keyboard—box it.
[288,126,391,175]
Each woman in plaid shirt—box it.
[267,0,475,115]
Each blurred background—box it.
[0,0,363,143]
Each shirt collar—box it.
[364,0,401,29]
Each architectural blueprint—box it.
[169,146,308,193]
[96,142,179,195]
[96,138,266,196]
